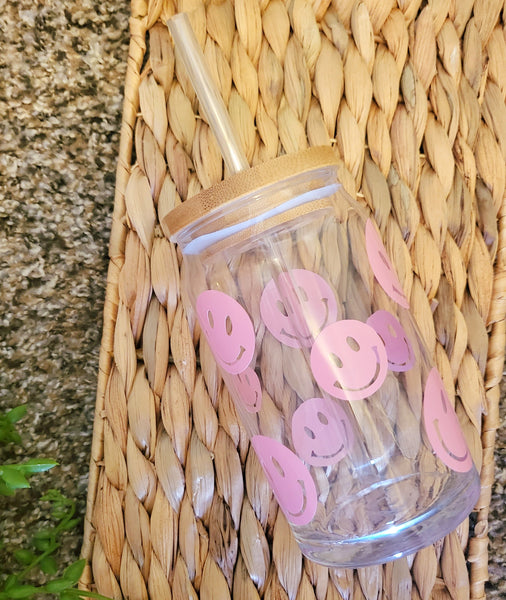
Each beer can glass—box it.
[163,146,480,567]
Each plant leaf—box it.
[0,466,30,490]
[6,406,27,424]
[44,579,72,594]
[32,532,54,553]
[5,584,39,599]
[60,518,81,532]
[18,459,58,474]
[0,425,21,445]
[40,555,58,576]
[13,549,36,566]
[3,575,18,591]
[41,489,67,503]
[32,528,53,541]
[63,559,86,585]
[41,489,74,520]
[0,481,16,496]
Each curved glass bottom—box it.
[295,467,480,568]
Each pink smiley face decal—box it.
[223,368,262,413]
[310,320,388,401]
[367,310,415,372]
[291,397,353,467]
[365,219,410,309]
[423,368,473,473]
[260,269,339,348]
[251,435,318,526]
[196,290,255,374]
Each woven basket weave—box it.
[80,1,506,598]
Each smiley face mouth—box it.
[244,389,261,409]
[288,480,309,518]
[332,348,382,394]
[389,338,414,367]
[378,252,406,299]
[265,475,309,520]
[279,298,330,343]
[392,284,407,301]
[222,345,246,367]
[311,443,345,462]
[280,328,314,342]
[340,419,352,448]
[388,346,414,370]
[434,420,470,462]
[390,360,408,368]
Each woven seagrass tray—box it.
[80,1,506,598]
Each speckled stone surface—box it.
[0,0,504,596]
[0,0,130,582]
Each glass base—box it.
[295,468,480,568]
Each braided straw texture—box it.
[80,1,506,599]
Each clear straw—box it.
[167,12,250,174]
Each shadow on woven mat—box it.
[80,2,506,599]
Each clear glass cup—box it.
[164,147,480,567]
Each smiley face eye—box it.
[440,390,449,414]
[298,286,309,302]
[387,323,397,338]
[276,299,288,317]
[331,353,344,369]
[225,315,233,335]
[317,411,328,425]
[346,336,360,352]
[207,310,214,328]
[271,456,285,478]
[379,249,392,270]
[304,426,316,439]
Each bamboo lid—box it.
[164,146,339,240]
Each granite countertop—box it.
[0,0,504,597]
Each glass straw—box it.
[167,12,250,174]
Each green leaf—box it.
[13,549,36,566]
[4,584,39,599]
[40,555,58,576]
[6,406,27,424]
[60,518,81,532]
[3,575,18,591]
[18,459,58,474]
[0,406,26,446]
[59,592,76,600]
[32,528,53,541]
[51,507,72,521]
[0,426,21,445]
[0,481,16,496]
[0,467,30,490]
[63,560,86,585]
[32,534,54,553]
[41,489,74,519]
[43,579,72,594]
[41,489,68,504]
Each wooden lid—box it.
[163,146,339,239]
